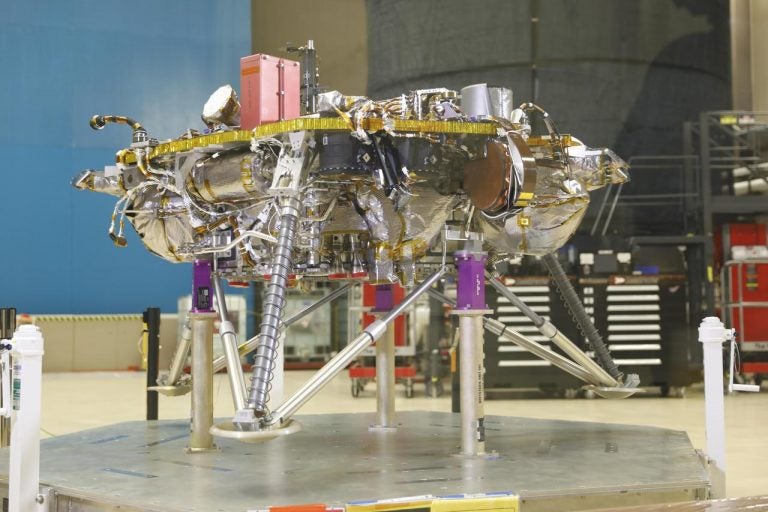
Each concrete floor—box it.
[40,371,768,498]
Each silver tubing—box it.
[248,196,302,414]
[549,331,618,387]
[374,321,396,428]
[486,273,544,326]
[268,267,446,426]
[212,277,248,411]
[189,313,216,451]
[459,314,485,456]
[285,283,351,326]
[602,182,625,236]
[485,273,618,387]
[484,318,600,385]
[211,283,351,374]
[165,319,192,385]
[427,288,601,386]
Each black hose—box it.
[542,252,622,381]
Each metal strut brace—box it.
[483,275,617,387]
[426,288,601,386]
[541,252,623,382]
[247,196,302,414]
[267,267,447,426]
[211,283,351,374]
[162,319,192,386]
[213,277,248,411]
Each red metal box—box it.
[240,53,300,129]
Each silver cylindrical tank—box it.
[460,83,492,119]
[488,86,514,120]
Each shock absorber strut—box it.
[542,252,622,382]
[247,195,302,415]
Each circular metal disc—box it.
[587,386,644,399]
[210,419,302,443]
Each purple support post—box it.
[453,247,489,456]
[191,260,214,313]
[454,250,488,310]
[373,284,395,312]
[371,283,397,429]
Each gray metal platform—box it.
[0,412,709,512]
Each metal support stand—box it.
[452,246,491,457]
[8,324,46,512]
[212,278,248,412]
[158,319,191,391]
[372,285,396,430]
[210,283,351,375]
[189,312,216,452]
[144,307,161,421]
[267,268,445,427]
[699,317,728,499]
[0,308,15,448]
[188,260,216,452]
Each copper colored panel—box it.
[463,141,511,212]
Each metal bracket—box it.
[270,131,310,196]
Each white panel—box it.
[496,306,550,313]
[607,304,661,312]
[613,358,662,365]
[497,296,550,303]
[505,286,550,293]
[606,285,660,292]
[607,314,661,321]
[607,294,660,302]
[608,324,661,332]
[499,360,552,367]
[608,334,662,341]
[608,344,662,351]
[498,345,529,352]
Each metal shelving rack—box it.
[684,110,768,313]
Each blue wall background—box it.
[0,1,251,313]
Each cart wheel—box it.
[351,379,360,397]
[564,388,579,399]
[405,380,414,398]
[435,379,444,397]
[583,389,596,400]
[670,386,686,398]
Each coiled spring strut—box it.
[247,196,302,415]
[542,252,622,381]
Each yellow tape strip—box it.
[346,500,433,512]
[119,117,500,164]
[432,496,518,512]
[346,495,519,512]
